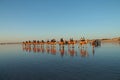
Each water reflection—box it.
[50,46,57,55]
[22,43,102,57]
[22,45,32,52]
[92,47,95,56]
[1,43,120,80]
[46,46,50,53]
[59,47,65,57]
[68,47,76,56]
[80,48,88,57]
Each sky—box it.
[0,0,120,42]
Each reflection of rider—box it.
[46,46,50,53]
[22,45,26,51]
[59,47,64,57]
[33,46,37,53]
[23,45,32,52]
[36,46,40,52]
[51,47,56,55]
[28,46,31,52]
[92,47,95,56]
[41,46,45,53]
[68,47,75,56]
[80,48,88,57]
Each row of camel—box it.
[23,38,86,47]
[22,38,101,48]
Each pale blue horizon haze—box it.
[0,0,120,42]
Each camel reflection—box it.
[22,43,99,57]
[92,47,95,56]
[46,46,50,53]
[68,47,76,56]
[36,46,41,53]
[50,46,56,55]
[59,47,65,57]
[22,45,32,52]
[80,48,88,57]
[33,46,37,53]
[42,46,45,53]
[91,40,101,56]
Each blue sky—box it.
[0,0,120,42]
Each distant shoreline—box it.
[101,40,120,43]
[0,37,120,45]
[0,42,22,45]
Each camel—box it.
[33,40,37,46]
[37,40,40,45]
[50,39,56,46]
[91,39,101,48]
[40,40,45,45]
[46,40,50,45]
[79,37,88,48]
[22,41,26,46]
[68,38,76,48]
[28,40,32,45]
[59,38,65,47]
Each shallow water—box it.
[0,43,120,80]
